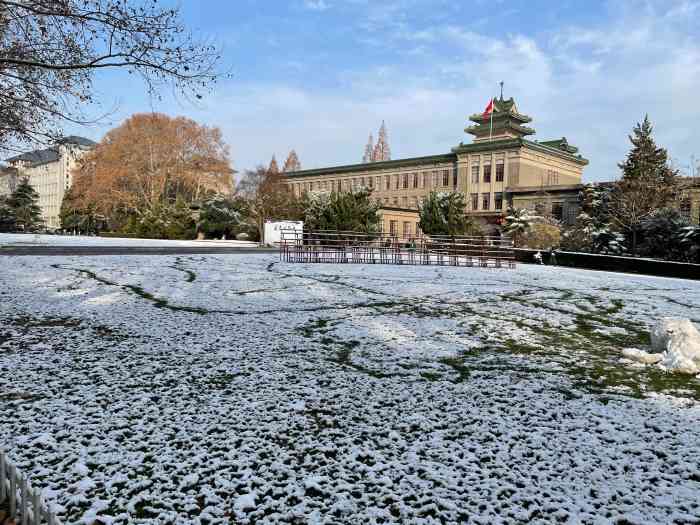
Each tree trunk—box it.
[631,229,637,257]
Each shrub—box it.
[419,191,481,237]
[521,223,561,250]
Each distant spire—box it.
[499,81,504,101]
[283,150,301,172]
[372,121,391,162]
[268,154,279,174]
[362,134,374,163]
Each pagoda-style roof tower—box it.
[465,96,535,142]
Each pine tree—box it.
[268,154,279,174]
[503,207,537,247]
[618,116,671,182]
[7,177,43,231]
[282,150,302,172]
[362,134,374,163]
[302,188,380,233]
[418,191,478,236]
[609,115,679,255]
[0,196,17,232]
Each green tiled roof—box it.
[539,137,579,155]
[284,153,457,178]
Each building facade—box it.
[285,97,589,233]
[680,178,700,225]
[1,136,96,229]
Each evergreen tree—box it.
[121,199,196,239]
[618,116,672,182]
[198,194,248,239]
[0,196,16,232]
[639,208,688,260]
[609,115,679,255]
[502,207,538,247]
[7,177,43,231]
[302,189,380,234]
[418,191,479,237]
[679,226,700,263]
[60,185,102,234]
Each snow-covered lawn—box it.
[1,255,699,524]
[0,233,258,247]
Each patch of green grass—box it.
[438,356,470,382]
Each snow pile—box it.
[652,318,700,375]
[0,232,258,247]
[621,347,662,365]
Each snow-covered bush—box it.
[679,225,700,263]
[639,208,688,260]
[198,194,248,239]
[502,207,539,247]
[591,227,627,255]
[418,191,481,237]
[122,199,196,240]
[302,188,380,234]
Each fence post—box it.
[10,464,16,517]
[0,450,5,504]
[21,476,28,525]
[33,490,41,525]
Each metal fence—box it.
[0,449,62,525]
[279,229,515,269]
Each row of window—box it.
[380,196,420,209]
[294,163,519,196]
[387,220,421,238]
[293,169,457,195]
[471,163,505,184]
[470,192,504,211]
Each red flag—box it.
[483,98,494,121]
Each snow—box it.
[652,318,700,375]
[1,255,700,523]
[0,233,258,247]
[234,493,257,512]
[621,347,663,364]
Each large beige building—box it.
[1,136,96,229]
[285,97,589,234]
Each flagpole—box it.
[489,97,494,141]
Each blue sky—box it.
[74,0,700,181]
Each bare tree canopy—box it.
[0,0,223,154]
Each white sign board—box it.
[264,220,303,246]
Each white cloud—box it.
[303,0,330,11]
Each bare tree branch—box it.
[0,0,226,155]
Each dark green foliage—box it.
[639,208,689,260]
[502,207,534,247]
[679,226,700,263]
[0,196,16,232]
[302,189,380,233]
[60,186,104,233]
[419,191,480,236]
[6,177,42,231]
[618,115,672,181]
[120,199,196,240]
[197,194,248,239]
[610,115,679,255]
[578,183,612,227]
